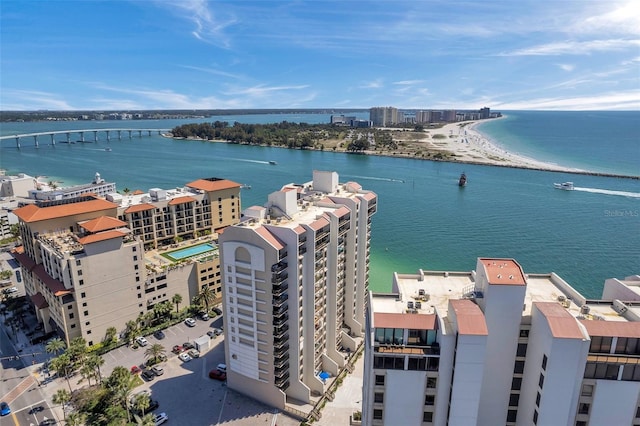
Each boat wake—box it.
[573,187,640,198]
[347,175,405,183]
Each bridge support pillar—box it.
[79,132,85,142]
[66,133,71,143]
[33,135,39,148]
[16,137,20,149]
[118,130,122,140]
[93,131,98,142]
[106,131,110,141]
[50,134,55,146]
[138,130,142,138]
[128,130,132,139]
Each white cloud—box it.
[499,39,640,56]
[558,64,575,72]
[360,79,383,89]
[393,80,425,86]
[572,0,640,36]
[493,90,640,110]
[1,89,75,110]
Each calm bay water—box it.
[1,111,638,298]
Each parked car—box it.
[182,342,195,350]
[213,328,223,336]
[141,370,155,381]
[187,349,200,358]
[198,311,209,321]
[178,352,192,362]
[151,365,164,376]
[153,330,165,340]
[135,336,148,347]
[216,363,227,373]
[184,318,196,327]
[153,412,169,425]
[39,420,57,426]
[2,287,17,294]
[172,345,184,354]
[208,369,227,381]
[130,366,142,375]
[0,401,11,416]
[207,330,216,339]
[213,307,222,315]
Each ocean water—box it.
[1,111,638,298]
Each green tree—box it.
[67,336,88,369]
[50,353,75,392]
[45,337,66,357]
[171,293,183,314]
[52,388,71,421]
[103,326,118,345]
[65,411,86,426]
[195,285,215,312]
[123,320,140,346]
[144,343,166,365]
[9,223,20,238]
[104,366,136,423]
[132,392,151,417]
[87,353,105,384]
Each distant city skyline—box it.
[1,0,638,111]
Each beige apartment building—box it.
[218,170,377,411]
[12,177,240,345]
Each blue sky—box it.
[1,0,639,111]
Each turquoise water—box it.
[166,243,216,261]
[1,111,638,298]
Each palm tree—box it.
[50,353,74,392]
[195,285,215,312]
[79,363,96,386]
[104,366,136,423]
[132,392,151,417]
[172,293,183,314]
[87,353,105,384]
[140,413,156,426]
[65,411,86,426]
[103,326,118,345]
[52,388,71,421]
[144,343,166,365]
[123,320,140,346]
[45,337,66,357]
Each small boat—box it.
[458,173,467,187]
[269,161,277,165]
[104,147,112,152]
[553,182,574,190]
[240,184,251,189]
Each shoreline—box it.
[167,119,639,180]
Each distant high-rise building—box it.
[218,170,377,412]
[363,259,640,426]
[480,107,491,119]
[370,107,399,126]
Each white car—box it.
[184,318,196,327]
[135,336,148,347]
[153,412,168,425]
[178,352,192,362]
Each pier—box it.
[0,128,170,148]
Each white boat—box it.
[268,160,277,165]
[553,182,574,190]
[104,147,112,152]
[240,184,251,189]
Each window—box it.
[76,260,81,266]
[520,329,529,338]
[422,412,433,422]
[79,279,84,286]
[373,409,383,420]
[375,375,385,386]
[87,330,91,335]
[70,324,76,329]
[77,270,83,276]
[536,392,541,407]
[82,302,87,307]
[517,343,527,357]
[424,395,435,406]
[635,406,640,419]
[514,361,525,374]
[81,292,86,298]
[511,378,522,391]
[582,384,594,396]
[84,310,89,316]
[538,373,545,388]
[427,377,437,388]
[374,393,384,403]
[542,354,548,370]
[133,255,138,261]
[507,410,517,422]
[134,264,139,270]
[533,410,538,425]
[576,422,587,426]
[85,321,90,326]
[509,394,519,407]
[69,313,74,319]
[579,403,590,415]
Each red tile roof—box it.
[79,216,127,232]
[308,216,330,231]
[13,198,117,223]
[13,250,36,271]
[361,192,377,201]
[168,196,196,205]
[255,227,285,250]
[78,230,128,245]
[332,206,350,218]
[480,258,526,286]
[186,179,241,192]
[580,320,640,338]
[374,312,437,330]
[30,292,49,309]
[124,203,155,214]
[33,264,71,296]
[450,299,488,335]
[132,189,145,195]
[535,302,584,339]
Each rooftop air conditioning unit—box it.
[580,305,591,315]
[557,295,566,302]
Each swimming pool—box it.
[166,243,216,261]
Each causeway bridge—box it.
[0,128,171,148]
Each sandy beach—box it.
[384,118,589,174]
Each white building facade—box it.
[363,258,640,426]
[218,170,377,411]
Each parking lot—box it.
[44,315,301,426]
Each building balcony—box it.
[273,324,289,338]
[272,282,288,297]
[274,350,290,365]
[271,272,288,283]
[272,294,289,308]
[275,372,290,387]
[274,335,289,348]
[274,358,290,372]
[274,364,289,377]
[271,262,288,273]
[274,343,290,356]
[273,314,288,327]
[273,304,289,316]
